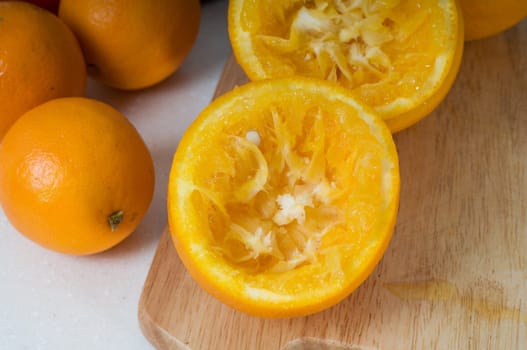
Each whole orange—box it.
[461,0,527,41]
[0,1,86,140]
[58,0,200,90]
[0,97,155,255]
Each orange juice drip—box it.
[384,279,527,323]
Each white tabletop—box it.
[0,1,231,349]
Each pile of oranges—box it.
[0,0,200,254]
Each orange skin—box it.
[59,0,201,90]
[461,0,527,41]
[0,1,86,140]
[0,98,155,255]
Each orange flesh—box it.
[229,0,462,129]
[169,79,399,317]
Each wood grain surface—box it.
[138,22,527,350]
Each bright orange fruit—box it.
[460,0,527,41]
[0,98,155,255]
[0,1,86,140]
[228,0,463,132]
[59,0,200,90]
[168,78,399,318]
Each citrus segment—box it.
[168,78,399,317]
[228,0,463,132]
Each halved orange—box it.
[228,0,464,132]
[167,78,399,318]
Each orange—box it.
[0,97,155,255]
[228,0,464,132]
[58,0,201,90]
[460,0,527,41]
[0,1,86,140]
[167,78,399,318]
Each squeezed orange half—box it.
[168,78,399,318]
[228,0,463,132]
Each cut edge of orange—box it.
[167,77,400,318]
[384,1,465,132]
[228,0,465,133]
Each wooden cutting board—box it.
[138,22,527,350]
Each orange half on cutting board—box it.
[167,78,400,318]
[228,0,464,132]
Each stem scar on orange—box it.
[0,97,155,255]
[228,0,464,133]
[168,78,400,318]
